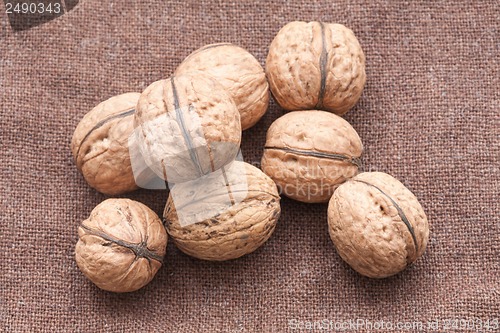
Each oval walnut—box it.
[266,21,366,114]
[328,172,429,278]
[134,73,242,183]
[261,110,362,203]
[164,161,280,261]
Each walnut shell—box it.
[266,21,366,115]
[175,43,269,130]
[75,198,167,292]
[261,110,362,203]
[71,93,141,195]
[134,73,241,183]
[328,172,429,278]
[164,161,280,261]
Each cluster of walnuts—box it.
[71,21,429,293]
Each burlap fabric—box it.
[1,1,498,332]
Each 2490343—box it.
[5,2,62,14]
[442,318,499,331]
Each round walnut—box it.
[164,161,280,261]
[328,172,429,278]
[175,43,269,130]
[261,110,362,203]
[75,198,167,292]
[135,73,241,183]
[266,21,366,115]
[71,93,145,195]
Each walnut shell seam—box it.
[168,77,209,176]
[264,146,361,167]
[75,107,135,167]
[183,42,232,62]
[317,21,328,109]
[80,224,164,263]
[171,189,280,213]
[353,179,419,255]
[165,196,280,242]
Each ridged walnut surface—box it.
[164,162,281,261]
[266,21,366,114]
[70,93,140,195]
[175,43,269,130]
[328,172,429,278]
[261,110,362,203]
[75,198,167,292]
[135,73,241,183]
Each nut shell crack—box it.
[352,179,419,255]
[80,224,164,263]
[316,21,328,109]
[264,146,360,167]
[75,108,135,167]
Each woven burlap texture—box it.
[1,1,498,332]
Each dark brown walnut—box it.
[134,73,241,183]
[261,110,362,203]
[75,198,167,292]
[175,43,269,130]
[266,21,366,115]
[71,93,156,195]
[328,172,429,278]
[164,161,280,261]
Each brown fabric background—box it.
[1,1,498,332]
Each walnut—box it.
[261,110,362,203]
[75,198,167,292]
[328,172,429,278]
[163,161,280,261]
[266,21,366,115]
[175,43,269,130]
[134,73,242,183]
[71,93,149,195]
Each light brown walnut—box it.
[71,93,147,195]
[328,172,429,278]
[134,73,241,183]
[175,43,269,130]
[75,198,167,292]
[164,161,280,261]
[261,110,362,203]
[266,21,366,115]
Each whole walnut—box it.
[175,43,269,130]
[328,172,429,278]
[261,110,362,203]
[75,198,167,292]
[266,21,366,115]
[135,73,241,183]
[164,161,280,261]
[71,93,152,195]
